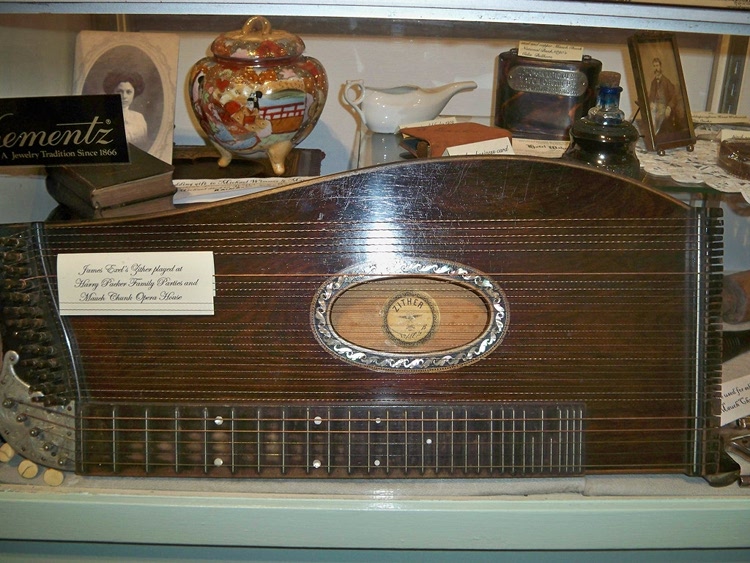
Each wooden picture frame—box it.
[73,31,180,164]
[628,32,696,154]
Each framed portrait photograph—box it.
[74,31,180,163]
[628,32,696,154]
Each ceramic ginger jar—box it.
[189,16,328,175]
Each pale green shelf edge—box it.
[1,491,749,550]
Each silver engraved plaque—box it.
[508,66,589,97]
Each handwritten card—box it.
[511,138,569,158]
[721,373,750,426]
[692,111,750,125]
[173,176,306,204]
[399,116,458,131]
[57,251,215,315]
[443,137,514,156]
[720,128,750,142]
[517,41,583,61]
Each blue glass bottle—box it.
[563,71,640,179]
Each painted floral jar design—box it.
[189,16,328,175]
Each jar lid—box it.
[210,16,305,62]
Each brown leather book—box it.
[45,143,175,210]
[46,174,175,219]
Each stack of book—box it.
[46,144,176,219]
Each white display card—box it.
[442,137,514,156]
[721,373,750,426]
[57,251,215,315]
[517,41,583,61]
[173,176,306,204]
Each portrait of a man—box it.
[629,33,696,152]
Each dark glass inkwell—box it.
[563,71,640,179]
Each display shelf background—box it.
[0,14,725,223]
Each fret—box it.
[565,407,572,473]
[367,409,371,474]
[475,432,481,474]
[281,409,286,475]
[434,410,439,474]
[499,408,505,474]
[539,410,545,473]
[510,407,516,474]
[557,407,564,474]
[420,410,425,475]
[449,410,455,473]
[111,405,118,473]
[385,411,391,475]
[489,410,494,475]
[548,436,554,472]
[347,408,352,475]
[326,408,332,475]
[230,407,236,474]
[463,409,468,474]
[202,407,208,473]
[404,410,409,474]
[144,407,150,474]
[174,407,180,474]
[305,407,311,475]
[579,407,584,471]
[256,408,262,474]
[522,408,527,474]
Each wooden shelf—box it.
[0,0,749,35]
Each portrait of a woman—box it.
[103,70,149,151]
[74,31,179,163]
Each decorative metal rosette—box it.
[310,258,509,372]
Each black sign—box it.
[0,95,129,166]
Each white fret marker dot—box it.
[374,459,380,466]
[374,417,381,424]
[312,459,322,469]
[214,458,223,466]
[426,438,433,445]
[313,416,323,425]
[214,416,224,426]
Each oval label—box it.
[310,258,510,372]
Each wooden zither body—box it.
[0,156,724,481]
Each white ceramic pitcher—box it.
[343,79,477,134]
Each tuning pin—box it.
[13,329,50,343]
[29,381,67,396]
[19,344,56,357]
[6,292,36,305]
[3,278,28,291]
[5,318,44,330]
[1,251,25,264]
[41,395,68,407]
[43,468,64,487]
[0,442,16,463]
[0,237,24,249]
[3,266,30,278]
[17,459,39,479]
[19,358,60,370]
[3,306,43,318]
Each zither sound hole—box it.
[329,277,491,354]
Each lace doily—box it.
[636,139,750,203]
